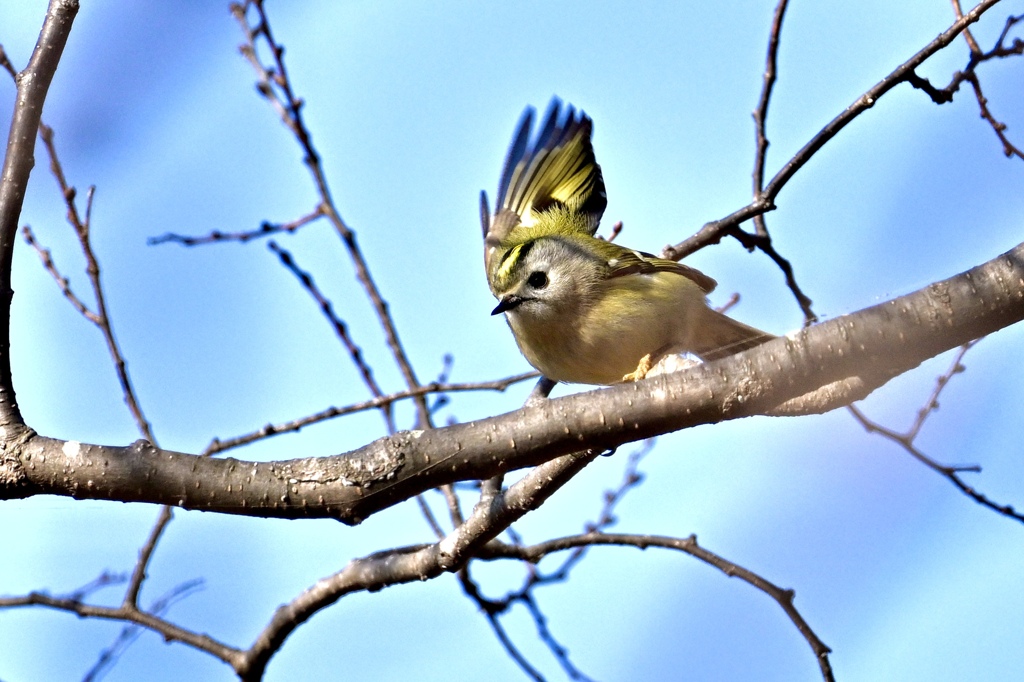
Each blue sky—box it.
[1,1,1023,680]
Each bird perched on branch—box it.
[480,99,773,385]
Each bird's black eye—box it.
[527,271,548,289]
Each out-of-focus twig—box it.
[603,220,623,243]
[65,571,128,602]
[849,340,1024,524]
[715,292,741,315]
[458,440,656,681]
[83,578,205,682]
[952,0,985,53]
[480,531,835,682]
[0,578,234,670]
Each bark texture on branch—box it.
[2,241,1022,523]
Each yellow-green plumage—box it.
[481,99,773,385]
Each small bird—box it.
[480,99,773,385]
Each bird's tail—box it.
[691,309,774,361]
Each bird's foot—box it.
[622,354,653,382]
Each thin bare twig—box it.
[33,123,155,442]
[755,237,816,324]
[21,225,99,322]
[908,12,1024,104]
[738,0,818,324]
[230,0,433,429]
[3,573,128,607]
[148,205,326,245]
[268,240,395,432]
[124,507,173,607]
[964,71,1024,160]
[0,580,238,670]
[458,568,552,682]
[521,592,593,682]
[482,532,835,682]
[0,45,18,79]
[83,578,205,682]
[715,0,821,323]
[849,340,1024,524]
[19,84,197,680]
[201,370,537,456]
[459,441,656,681]
[752,0,790,241]
[909,10,1024,160]
[663,0,1006,262]
[229,0,476,535]
[952,0,984,53]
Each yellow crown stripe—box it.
[496,242,525,281]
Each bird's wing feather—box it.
[605,248,718,293]
[495,99,607,234]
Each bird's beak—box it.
[491,295,525,315]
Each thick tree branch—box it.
[235,445,600,680]
[2,241,1021,522]
[0,0,78,429]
